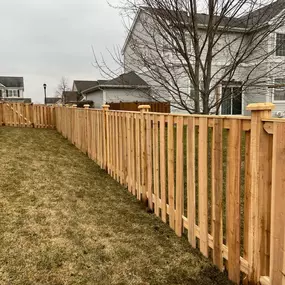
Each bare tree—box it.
[55,77,70,99]
[94,0,285,114]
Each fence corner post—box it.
[0,102,3,126]
[102,105,110,171]
[246,102,275,284]
[138,105,151,205]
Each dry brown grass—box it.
[0,127,233,285]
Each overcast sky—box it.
[0,0,126,103]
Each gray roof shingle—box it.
[0,76,24,88]
[142,1,285,29]
[74,80,106,92]
[83,72,149,94]
[240,0,285,25]
[62,91,80,103]
[46,97,61,104]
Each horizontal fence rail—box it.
[1,102,285,285]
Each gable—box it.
[73,80,99,92]
[122,8,144,54]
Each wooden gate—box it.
[1,103,33,127]
[0,103,55,128]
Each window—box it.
[221,86,242,115]
[276,33,285,56]
[274,78,285,101]
[7,90,19,97]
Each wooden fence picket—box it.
[153,115,159,216]
[160,115,166,222]
[187,117,196,248]
[211,118,223,270]
[175,116,184,237]
[227,120,241,284]
[167,115,175,230]
[198,117,209,257]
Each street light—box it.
[43,83,47,104]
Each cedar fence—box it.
[1,102,285,285]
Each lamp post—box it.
[43,83,47,104]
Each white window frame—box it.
[7,89,19,97]
[273,78,285,103]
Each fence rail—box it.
[1,102,285,285]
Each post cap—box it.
[83,104,90,109]
[138,105,151,110]
[102,104,110,110]
[72,104,77,108]
[246,102,275,111]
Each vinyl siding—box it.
[123,10,285,114]
[106,88,152,103]
[85,90,104,109]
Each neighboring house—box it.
[62,91,81,104]
[82,71,152,109]
[0,77,31,103]
[45,97,61,105]
[122,4,285,116]
[72,80,101,94]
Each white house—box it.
[81,71,152,109]
[0,77,27,102]
[122,3,285,116]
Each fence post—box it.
[246,103,275,284]
[84,104,90,155]
[102,105,110,171]
[0,102,3,126]
[71,104,77,145]
[269,121,285,285]
[138,105,151,205]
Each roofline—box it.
[72,81,76,91]
[83,84,150,94]
[121,6,273,55]
[122,7,144,54]
[268,7,285,26]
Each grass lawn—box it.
[0,127,233,285]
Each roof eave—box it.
[122,7,146,54]
[83,84,150,94]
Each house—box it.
[0,77,31,103]
[45,97,61,105]
[72,80,100,94]
[81,71,152,109]
[62,91,81,104]
[122,3,285,116]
